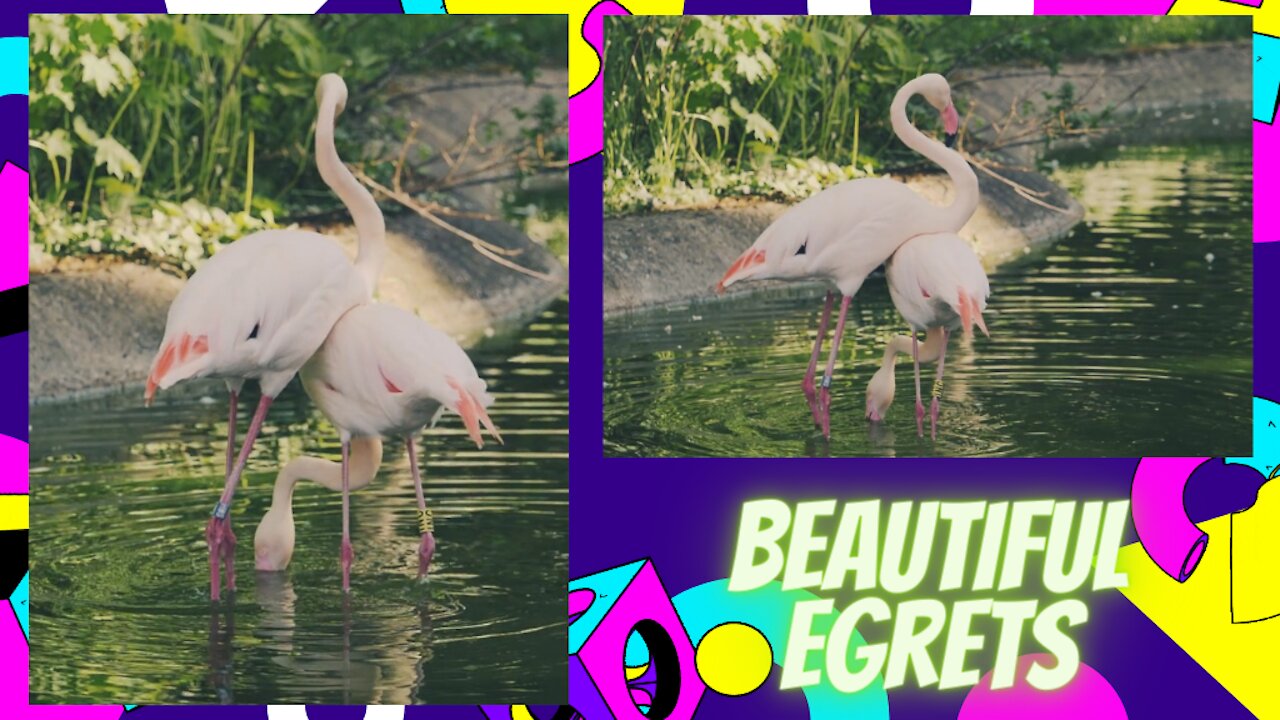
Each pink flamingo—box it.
[715,74,978,438]
[144,74,386,600]
[255,303,502,591]
[865,231,990,439]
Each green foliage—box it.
[31,200,275,275]
[603,15,1246,215]
[28,14,566,271]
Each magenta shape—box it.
[1131,457,1211,582]
[576,561,705,720]
[0,163,28,293]
[1035,0,1172,13]
[569,588,595,625]
[0,599,124,719]
[1258,122,1278,242]
[0,434,28,494]
[959,654,1127,720]
[569,1,630,165]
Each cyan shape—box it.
[0,38,28,97]
[9,571,25,640]
[402,0,447,12]
[1226,396,1280,478]
[1256,33,1280,123]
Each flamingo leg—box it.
[913,334,925,438]
[218,390,239,595]
[929,328,951,441]
[407,436,436,578]
[802,291,835,425]
[817,296,853,439]
[340,438,354,593]
[226,390,237,476]
[207,393,273,602]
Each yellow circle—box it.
[695,622,772,696]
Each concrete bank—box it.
[603,42,1250,316]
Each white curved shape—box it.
[265,707,406,719]
[972,0,1034,14]
[166,1,327,12]
[808,0,872,14]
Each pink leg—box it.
[817,296,853,439]
[913,334,924,438]
[407,436,436,578]
[802,292,835,425]
[219,391,238,593]
[207,393,273,601]
[340,439,354,593]
[929,328,951,441]
[226,390,238,475]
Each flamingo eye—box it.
[795,241,807,256]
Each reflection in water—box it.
[31,301,568,705]
[604,145,1252,457]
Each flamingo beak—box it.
[942,102,960,148]
[716,248,766,294]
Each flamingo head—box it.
[316,73,348,115]
[915,73,959,147]
[865,364,896,423]
[253,505,295,572]
[716,246,767,294]
[717,233,816,294]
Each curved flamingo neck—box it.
[890,79,980,232]
[882,328,946,369]
[268,437,384,511]
[316,87,386,293]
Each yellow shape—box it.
[445,0,684,97]
[694,621,772,697]
[0,495,28,531]
[625,661,650,681]
[1169,0,1278,37]
[510,706,535,720]
[1231,481,1280,623]
[1117,514,1280,718]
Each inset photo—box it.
[29,13,568,705]
[602,15,1252,458]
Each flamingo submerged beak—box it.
[716,248,766,294]
[942,102,960,148]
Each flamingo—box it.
[255,302,502,592]
[715,73,978,438]
[253,437,382,574]
[144,74,386,600]
[865,231,990,439]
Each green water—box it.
[30,300,568,705]
[604,144,1253,457]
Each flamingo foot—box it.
[915,400,926,438]
[929,397,940,441]
[801,376,821,426]
[418,532,437,579]
[341,539,355,593]
[205,516,235,601]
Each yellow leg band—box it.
[932,378,944,399]
[417,508,434,534]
